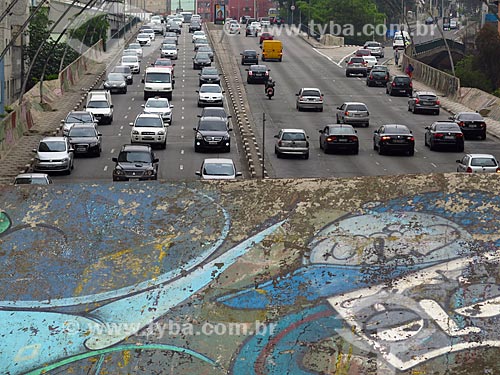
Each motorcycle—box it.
[266,86,274,100]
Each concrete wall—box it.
[457,87,500,122]
[2,174,500,374]
[319,34,344,46]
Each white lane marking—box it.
[110,148,114,154]
[127,106,131,110]
[375,161,380,165]
[181,149,184,155]
[120,126,124,130]
[339,51,356,66]
[181,106,185,111]
[182,98,185,102]
[179,164,184,170]
[104,165,108,171]
[181,116,185,120]
[118,133,121,137]
[312,48,341,67]
[431,162,438,168]
[181,126,184,130]
[124,115,128,119]
[182,85,185,88]
[181,134,184,139]
[131,97,135,101]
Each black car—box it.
[408,91,440,115]
[163,37,178,46]
[193,116,232,152]
[112,144,159,181]
[366,69,389,87]
[198,107,231,127]
[386,75,413,96]
[240,50,259,65]
[199,67,221,86]
[68,125,102,157]
[424,121,464,151]
[449,112,487,140]
[111,65,133,85]
[193,52,211,69]
[189,20,202,32]
[319,124,359,154]
[197,46,214,61]
[246,64,269,84]
[373,124,415,156]
[167,22,181,34]
[103,72,127,94]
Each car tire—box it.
[144,93,149,100]
[429,142,435,151]
[345,72,350,77]
[378,144,384,155]
[353,147,359,155]
[457,144,464,152]
[435,110,440,115]
[275,149,281,158]
[388,89,393,96]
[336,115,340,124]
[481,133,486,140]
[167,92,173,101]
[408,104,411,112]
[262,56,266,61]
[408,149,414,156]
[226,145,231,153]
[197,101,202,107]
[373,142,377,151]
[386,87,389,94]
[303,152,309,160]
[412,107,417,114]
[194,144,200,152]
[297,104,301,112]
[161,141,167,150]
[424,136,428,147]
[96,149,101,157]
[365,122,369,127]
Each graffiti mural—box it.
[1,177,500,374]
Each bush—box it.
[455,55,494,92]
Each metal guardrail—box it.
[414,38,466,55]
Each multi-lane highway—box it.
[53,26,246,183]
[222,26,500,178]
[52,22,500,183]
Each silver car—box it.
[363,41,384,58]
[274,128,310,159]
[296,88,324,112]
[456,154,500,173]
[61,111,98,136]
[32,137,74,174]
[336,102,370,127]
[14,173,52,185]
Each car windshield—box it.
[196,39,208,44]
[199,120,226,131]
[87,100,109,108]
[365,42,380,47]
[134,117,163,127]
[138,33,149,38]
[162,44,176,50]
[122,50,136,56]
[196,53,210,59]
[202,68,218,75]
[194,31,205,36]
[459,113,483,121]
[436,124,459,131]
[384,127,409,134]
[282,132,306,141]
[129,44,141,49]
[244,51,257,56]
[471,158,497,167]
[346,104,367,111]
[145,72,171,83]
[155,60,172,66]
[252,66,267,72]
[122,57,137,63]
[302,90,320,97]
[198,47,212,52]
[66,113,93,123]
[107,73,124,81]
[69,127,95,137]
[202,108,226,118]
[39,141,66,152]
[113,66,130,73]
[203,163,235,176]
[200,86,221,93]
[329,127,355,135]
[146,100,169,108]
[15,177,48,185]
[118,151,152,163]
[164,39,177,44]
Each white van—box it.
[85,90,113,124]
[142,67,175,100]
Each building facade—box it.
[197,0,275,21]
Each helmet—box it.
[268,77,273,83]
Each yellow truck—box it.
[261,40,283,62]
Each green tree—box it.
[454,55,493,92]
[475,24,500,90]
[70,15,109,47]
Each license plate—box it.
[208,141,218,145]
[77,147,86,152]
[338,139,348,142]
[444,136,455,140]
[468,124,477,128]
[128,178,139,181]
[393,139,406,143]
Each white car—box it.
[136,33,151,46]
[195,158,242,180]
[197,84,224,107]
[363,41,384,58]
[362,56,378,71]
[456,154,500,173]
[14,173,53,185]
[449,19,458,29]
[127,43,143,58]
[142,28,156,40]
[228,22,241,34]
[142,97,173,124]
[122,49,141,62]
[130,113,168,149]
[32,137,74,174]
[121,56,140,73]
[161,43,178,59]
[260,18,271,27]
[250,21,262,32]
[192,30,206,42]
[173,17,184,26]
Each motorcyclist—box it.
[265,77,275,94]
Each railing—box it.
[414,38,466,55]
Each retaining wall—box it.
[457,87,500,122]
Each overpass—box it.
[412,37,466,69]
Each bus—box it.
[268,8,278,17]
[180,11,193,23]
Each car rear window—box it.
[471,158,497,167]
[436,124,460,131]
[459,113,483,121]
[346,104,367,111]
[372,71,387,77]
[245,51,257,56]
[350,57,364,63]
[385,126,409,134]
[252,66,268,72]
[419,95,437,100]
[282,132,306,141]
[394,77,410,83]
[302,90,320,96]
[329,127,355,135]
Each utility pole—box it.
[262,112,265,179]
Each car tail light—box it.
[345,111,349,116]
[409,82,413,87]
[265,71,269,76]
[369,74,373,79]
[496,168,500,173]
[408,136,415,141]
[326,136,335,142]
[436,100,440,105]
[381,136,391,141]
[278,141,283,146]
[248,71,253,75]
[466,167,473,173]
[458,121,464,127]
[348,62,353,65]
[434,133,444,138]
[456,133,463,138]
[392,82,396,87]
[349,136,358,141]
[415,98,420,104]
[480,122,486,127]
